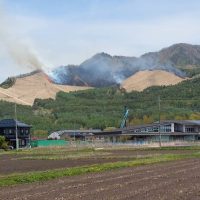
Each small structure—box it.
[0,119,31,148]
[48,129,101,140]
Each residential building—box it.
[0,119,32,148]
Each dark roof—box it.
[59,129,101,134]
[127,120,200,130]
[0,119,32,128]
[126,122,171,130]
[160,120,200,126]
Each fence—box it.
[31,140,68,147]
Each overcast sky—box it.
[0,0,200,82]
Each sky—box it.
[0,0,200,82]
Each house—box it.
[0,119,32,148]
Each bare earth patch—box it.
[0,149,197,175]
[0,72,91,105]
[121,70,186,92]
[0,158,199,200]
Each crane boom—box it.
[120,107,129,128]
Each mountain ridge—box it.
[1,43,200,105]
[49,43,200,87]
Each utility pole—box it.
[15,103,19,150]
[73,123,76,142]
[158,96,162,147]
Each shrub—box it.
[0,136,8,150]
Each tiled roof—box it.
[0,119,32,128]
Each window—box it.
[160,125,171,132]
[9,129,12,135]
[25,129,29,135]
[147,127,153,132]
[4,129,12,135]
[185,127,195,133]
[153,127,159,132]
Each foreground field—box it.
[0,146,200,199]
[1,147,199,175]
[0,158,200,200]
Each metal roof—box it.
[49,129,102,137]
[58,129,101,133]
[0,119,32,128]
[160,120,200,126]
[126,120,200,130]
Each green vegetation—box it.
[0,147,96,156]
[1,77,200,135]
[1,146,109,160]
[0,77,16,89]
[0,152,200,187]
[178,65,200,77]
[0,136,8,150]
[19,151,111,160]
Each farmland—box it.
[0,146,200,199]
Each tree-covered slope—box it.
[0,77,200,135]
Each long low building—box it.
[48,120,200,143]
[93,120,200,142]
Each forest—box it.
[1,77,200,137]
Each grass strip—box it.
[1,145,200,156]
[19,152,111,160]
[0,152,200,187]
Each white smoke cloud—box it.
[0,4,48,72]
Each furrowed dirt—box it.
[0,149,197,175]
[0,158,199,200]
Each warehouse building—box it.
[93,120,200,142]
[48,120,200,143]
[122,120,200,142]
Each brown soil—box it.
[0,72,91,105]
[0,158,199,200]
[0,154,130,175]
[0,149,195,175]
[121,70,186,92]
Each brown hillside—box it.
[0,72,91,105]
[121,70,186,92]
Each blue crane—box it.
[120,107,129,128]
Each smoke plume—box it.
[48,51,187,87]
[0,6,46,71]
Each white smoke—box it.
[0,4,49,72]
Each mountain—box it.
[49,53,137,87]
[121,70,186,92]
[157,43,200,66]
[0,71,90,105]
[49,43,200,87]
[1,43,200,106]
